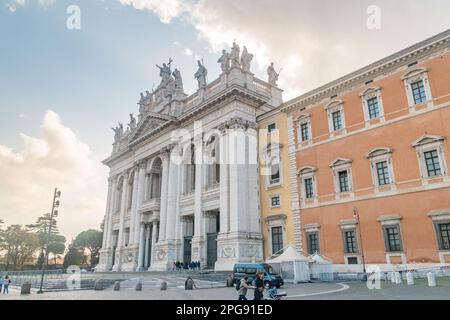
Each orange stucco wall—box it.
[290,51,450,264]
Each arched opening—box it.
[184,144,196,194]
[205,136,220,189]
[146,158,162,200]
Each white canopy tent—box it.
[266,245,313,283]
[309,253,334,281]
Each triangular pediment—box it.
[329,157,352,168]
[130,112,176,142]
[412,134,445,147]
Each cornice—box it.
[281,29,450,113]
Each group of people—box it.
[237,272,279,301]
[173,261,201,271]
[0,276,11,294]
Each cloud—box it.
[5,0,54,12]
[182,47,194,57]
[0,111,107,242]
[116,0,450,99]
[118,0,188,23]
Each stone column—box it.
[144,224,150,268]
[106,177,117,251]
[149,221,158,268]
[128,166,139,244]
[136,222,145,271]
[194,138,204,236]
[97,178,114,272]
[165,147,180,241]
[113,174,128,271]
[133,161,147,244]
[158,148,171,242]
[219,125,230,234]
[102,179,114,248]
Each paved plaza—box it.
[1,273,450,300]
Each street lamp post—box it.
[353,207,367,281]
[37,187,61,294]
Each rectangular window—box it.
[304,178,314,199]
[411,80,427,105]
[437,223,450,250]
[384,226,403,252]
[338,170,350,192]
[367,97,380,119]
[271,195,281,207]
[307,232,319,254]
[347,257,358,265]
[271,226,283,254]
[332,111,343,131]
[300,123,310,141]
[344,230,358,254]
[270,163,280,185]
[268,123,277,133]
[376,161,391,186]
[424,150,442,177]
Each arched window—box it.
[184,144,196,194]
[146,158,162,200]
[205,136,220,189]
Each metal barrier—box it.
[0,270,65,290]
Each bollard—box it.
[21,283,31,295]
[136,281,143,291]
[185,278,194,290]
[226,274,234,287]
[427,272,436,287]
[114,281,121,291]
[94,279,104,291]
[406,272,414,285]
[160,281,167,291]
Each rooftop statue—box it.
[194,60,208,89]
[267,62,281,86]
[230,41,240,68]
[112,123,124,142]
[172,68,184,93]
[128,113,137,131]
[156,58,173,88]
[138,92,146,114]
[240,46,253,73]
[218,49,230,73]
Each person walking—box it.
[237,276,252,300]
[0,276,3,294]
[253,272,264,301]
[3,276,10,294]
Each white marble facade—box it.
[96,47,283,272]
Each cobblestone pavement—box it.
[1,275,449,300]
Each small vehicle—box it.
[233,263,284,288]
[265,287,287,300]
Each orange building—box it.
[282,30,450,271]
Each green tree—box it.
[73,230,103,268]
[63,241,84,268]
[0,225,40,271]
[27,214,66,268]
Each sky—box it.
[0,0,449,242]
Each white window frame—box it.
[412,135,448,181]
[267,122,277,135]
[367,147,395,188]
[325,100,346,136]
[401,68,433,108]
[265,214,288,255]
[297,114,312,143]
[360,87,385,123]
[270,194,282,208]
[330,158,353,195]
[264,143,283,188]
[298,166,317,200]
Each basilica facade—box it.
[96,44,283,272]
